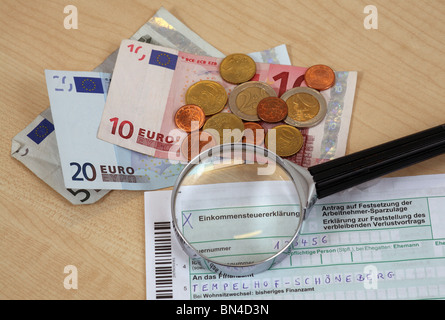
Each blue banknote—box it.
[46,70,184,190]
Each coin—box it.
[257,97,288,123]
[242,122,265,145]
[228,81,277,121]
[181,131,217,161]
[203,113,244,144]
[174,105,206,132]
[304,64,336,91]
[265,125,303,157]
[219,53,256,84]
[185,80,228,116]
[281,87,327,128]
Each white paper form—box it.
[145,174,445,300]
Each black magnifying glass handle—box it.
[308,124,445,199]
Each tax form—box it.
[145,174,445,300]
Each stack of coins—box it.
[175,54,336,160]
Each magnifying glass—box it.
[171,124,445,276]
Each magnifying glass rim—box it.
[171,142,306,272]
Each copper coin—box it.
[257,97,288,123]
[242,122,265,145]
[181,131,217,161]
[304,64,336,91]
[174,105,206,132]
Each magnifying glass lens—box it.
[173,146,302,267]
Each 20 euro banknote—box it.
[46,70,185,190]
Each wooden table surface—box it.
[1,0,444,299]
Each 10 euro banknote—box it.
[97,40,357,166]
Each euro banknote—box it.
[97,40,357,166]
[10,108,110,204]
[45,70,183,190]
